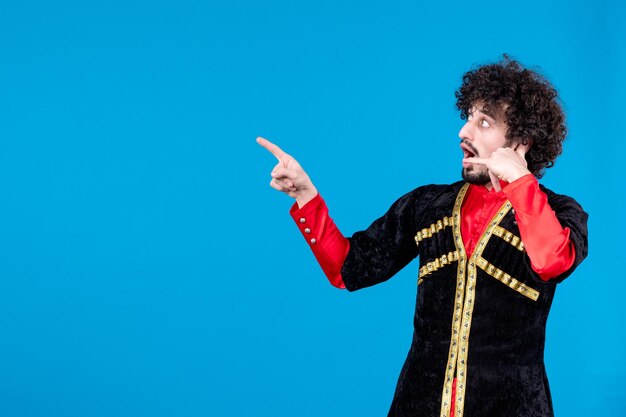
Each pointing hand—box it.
[257,137,319,207]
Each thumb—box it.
[489,170,502,192]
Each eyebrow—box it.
[471,107,498,123]
[480,109,496,119]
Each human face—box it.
[459,103,508,185]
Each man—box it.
[258,57,588,417]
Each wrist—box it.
[506,167,532,183]
[502,173,536,196]
[296,188,319,208]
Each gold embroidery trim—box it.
[439,184,469,417]
[475,257,539,301]
[414,216,454,248]
[440,185,513,417]
[492,225,525,252]
[454,201,512,417]
[418,251,460,284]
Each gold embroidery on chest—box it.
[492,225,525,252]
[417,251,460,284]
[414,216,454,248]
[475,257,539,301]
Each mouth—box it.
[460,142,478,168]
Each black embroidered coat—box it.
[341,181,588,417]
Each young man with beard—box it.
[258,57,588,417]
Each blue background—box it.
[0,0,623,416]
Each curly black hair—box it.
[455,55,567,178]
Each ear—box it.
[513,139,533,159]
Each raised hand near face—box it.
[257,137,319,208]
[464,144,532,192]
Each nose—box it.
[458,121,472,141]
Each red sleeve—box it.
[502,174,576,281]
[289,194,349,289]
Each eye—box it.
[480,119,490,128]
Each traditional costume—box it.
[289,174,588,417]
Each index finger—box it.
[462,157,488,165]
[257,136,287,160]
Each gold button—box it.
[299,218,306,223]
[310,238,317,244]
[304,228,311,234]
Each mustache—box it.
[460,140,479,156]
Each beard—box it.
[461,167,491,185]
